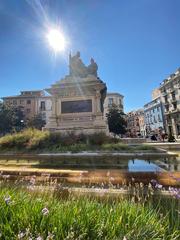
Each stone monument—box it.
[45,52,107,134]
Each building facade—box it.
[37,96,52,123]
[159,68,180,138]
[138,111,146,137]
[144,97,165,136]
[152,88,161,100]
[104,93,124,118]
[126,109,144,137]
[2,90,125,129]
[2,90,44,119]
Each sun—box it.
[46,28,66,52]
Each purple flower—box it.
[168,186,180,198]
[47,232,54,240]
[30,176,36,185]
[176,194,180,199]
[155,184,163,189]
[18,232,25,239]
[42,207,49,216]
[4,195,11,205]
[36,236,43,240]
[150,179,157,184]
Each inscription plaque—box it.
[61,99,92,113]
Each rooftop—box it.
[106,92,124,98]
[159,67,180,88]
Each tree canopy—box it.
[0,102,25,135]
[106,104,127,137]
[26,113,46,130]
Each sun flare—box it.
[46,28,66,52]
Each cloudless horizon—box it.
[0,0,180,112]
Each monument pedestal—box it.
[45,52,107,135]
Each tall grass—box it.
[0,185,179,239]
[0,129,158,153]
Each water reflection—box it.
[0,155,179,172]
[128,159,164,172]
[128,157,180,172]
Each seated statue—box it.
[69,52,98,78]
[69,52,88,78]
[87,58,98,77]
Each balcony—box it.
[164,102,169,106]
[161,91,167,96]
[164,108,170,114]
[39,107,46,111]
[119,104,123,109]
[171,98,177,103]
[169,88,175,93]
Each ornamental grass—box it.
[0,183,179,240]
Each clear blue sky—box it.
[0,0,180,112]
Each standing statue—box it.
[87,58,98,77]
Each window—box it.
[13,100,17,105]
[173,103,177,110]
[177,125,180,135]
[27,100,31,104]
[40,101,46,111]
[164,96,168,103]
[108,98,113,107]
[26,109,31,113]
[158,114,162,122]
[20,100,24,105]
[172,93,176,101]
[153,116,157,123]
[150,117,153,124]
[42,112,46,120]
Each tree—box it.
[26,113,46,130]
[0,102,25,135]
[106,104,127,137]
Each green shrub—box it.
[101,143,130,151]
[26,130,50,150]
[0,129,49,151]
[48,132,87,147]
[0,130,159,153]
[0,131,30,149]
[47,132,63,145]
[134,144,157,151]
[88,132,109,146]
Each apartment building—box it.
[144,97,165,135]
[159,68,180,138]
[37,96,52,123]
[2,90,44,119]
[152,88,161,100]
[104,92,124,118]
[126,109,144,137]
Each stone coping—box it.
[18,185,176,198]
[0,169,179,187]
[0,151,178,159]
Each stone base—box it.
[44,113,108,135]
[44,126,108,135]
